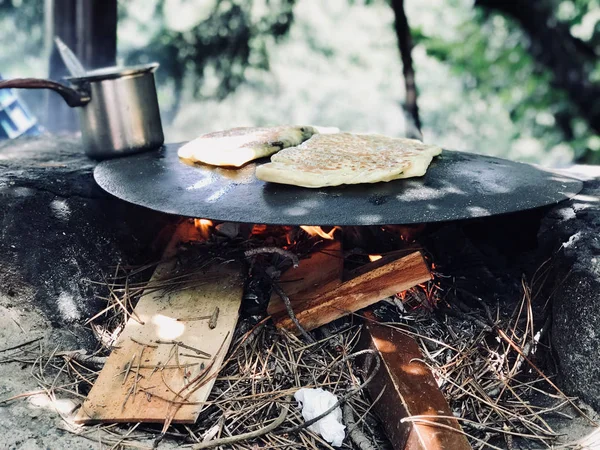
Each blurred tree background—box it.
[1,0,598,164]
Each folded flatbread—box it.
[255,133,442,188]
[178,126,318,167]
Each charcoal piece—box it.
[241,273,272,317]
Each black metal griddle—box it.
[94,143,582,226]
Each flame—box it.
[368,254,383,262]
[194,218,213,240]
[300,225,340,240]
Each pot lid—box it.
[65,62,159,83]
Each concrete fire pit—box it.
[0,136,598,448]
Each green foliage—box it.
[0,0,46,117]
[122,0,296,102]
[417,2,598,161]
[0,0,44,74]
[1,0,597,165]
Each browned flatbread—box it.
[255,133,442,188]
[178,126,318,167]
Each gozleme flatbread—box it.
[255,133,442,188]
[178,126,318,167]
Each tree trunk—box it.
[75,0,118,71]
[389,0,422,140]
[46,0,78,132]
[46,0,117,132]
[475,0,600,137]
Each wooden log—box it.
[359,318,472,450]
[268,249,431,333]
[267,241,343,318]
[74,221,243,424]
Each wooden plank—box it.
[75,221,243,424]
[359,318,472,450]
[269,251,431,333]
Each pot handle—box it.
[0,78,90,107]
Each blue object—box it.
[0,75,41,139]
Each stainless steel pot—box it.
[0,63,164,159]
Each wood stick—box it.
[208,307,219,329]
[177,315,211,322]
[272,282,314,342]
[155,340,212,358]
[269,250,431,333]
[0,337,43,354]
[191,397,291,449]
[343,403,378,450]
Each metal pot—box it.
[0,63,164,159]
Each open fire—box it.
[192,218,437,319]
[64,211,568,450]
[193,218,213,240]
[299,225,340,240]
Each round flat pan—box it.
[94,143,582,226]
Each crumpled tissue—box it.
[294,387,345,446]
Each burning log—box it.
[268,244,431,333]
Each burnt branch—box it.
[244,247,299,268]
[272,282,314,343]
